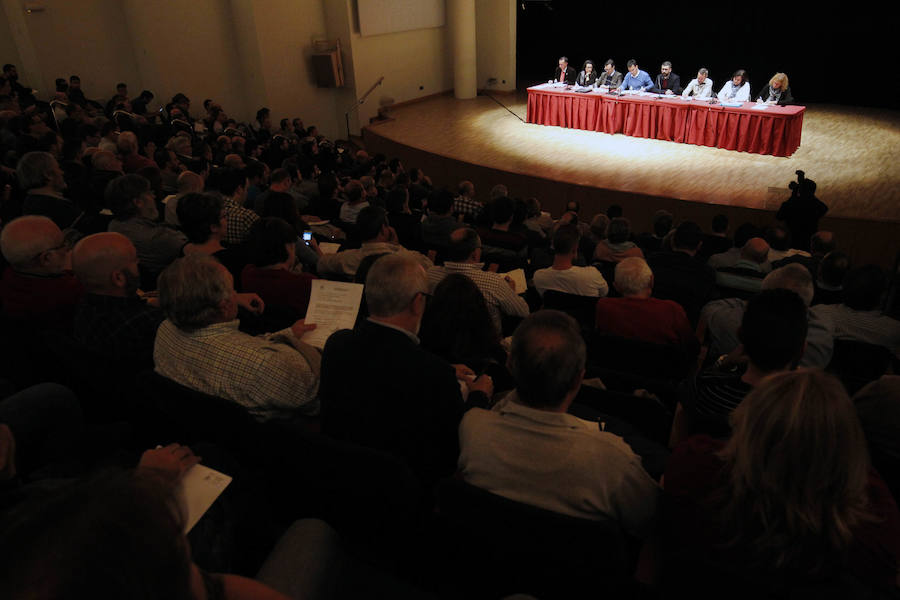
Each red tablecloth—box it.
[526,84,805,157]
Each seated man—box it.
[427,228,530,332]
[645,221,717,327]
[553,56,576,84]
[619,59,653,92]
[597,59,623,89]
[321,254,492,484]
[701,263,834,368]
[595,257,698,354]
[71,232,164,369]
[713,237,770,294]
[17,151,81,231]
[212,167,258,246]
[681,68,714,99]
[816,265,900,359]
[675,288,808,441]
[650,61,682,95]
[154,254,320,422]
[0,215,82,330]
[317,206,432,279]
[117,131,155,174]
[106,174,187,282]
[458,310,659,539]
[421,189,463,249]
[533,225,608,298]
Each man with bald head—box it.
[71,232,163,367]
[0,215,82,330]
[714,237,770,294]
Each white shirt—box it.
[717,81,750,102]
[532,265,609,298]
[682,78,714,99]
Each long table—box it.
[526,84,805,157]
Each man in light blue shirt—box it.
[619,59,653,92]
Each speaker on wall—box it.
[312,50,344,88]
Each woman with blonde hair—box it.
[757,72,794,105]
[662,369,900,595]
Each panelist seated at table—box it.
[553,56,577,85]
[619,59,654,92]
[717,69,751,102]
[682,68,714,99]
[650,61,683,95]
[576,60,599,87]
[756,72,795,106]
[596,59,623,89]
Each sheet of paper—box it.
[318,242,342,254]
[502,268,527,295]
[175,464,232,533]
[302,280,365,348]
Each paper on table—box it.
[751,103,770,110]
[175,464,232,533]
[502,268,527,295]
[302,280,365,348]
[318,242,342,254]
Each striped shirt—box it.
[815,304,900,358]
[153,319,320,421]
[426,261,530,331]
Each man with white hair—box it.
[154,254,320,422]
[117,131,155,173]
[321,253,493,485]
[700,263,834,367]
[164,171,204,226]
[595,257,698,353]
[0,215,82,328]
[17,151,80,230]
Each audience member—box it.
[812,250,849,305]
[117,131,155,174]
[696,213,732,261]
[592,217,643,262]
[713,237,769,294]
[426,227,530,331]
[533,225,609,297]
[816,265,900,358]
[154,254,320,421]
[595,257,698,353]
[421,189,462,249]
[707,223,768,271]
[677,288,808,440]
[213,168,258,246]
[163,170,204,226]
[0,215,82,328]
[17,151,80,230]
[701,263,834,368]
[320,253,492,484]
[646,221,717,326]
[177,192,249,285]
[241,217,316,320]
[664,369,900,594]
[458,310,659,539]
[105,174,186,281]
[776,170,827,252]
[635,209,673,254]
[317,206,432,279]
[71,232,163,368]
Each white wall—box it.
[475,0,515,92]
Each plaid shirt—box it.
[426,262,530,331]
[154,319,320,421]
[452,195,483,220]
[73,293,165,367]
[223,196,259,246]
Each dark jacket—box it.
[553,66,577,85]
[652,73,683,95]
[756,84,795,106]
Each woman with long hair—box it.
[662,369,900,595]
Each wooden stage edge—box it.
[361,125,900,271]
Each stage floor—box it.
[365,91,900,223]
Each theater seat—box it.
[585,333,694,399]
[433,476,632,599]
[827,339,895,396]
[541,289,599,335]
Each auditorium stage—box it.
[362,90,900,267]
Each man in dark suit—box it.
[597,59,623,89]
[651,61,682,95]
[320,253,493,485]
[553,56,576,84]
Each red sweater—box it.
[595,296,696,349]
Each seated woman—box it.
[259,190,323,273]
[241,217,317,323]
[717,69,751,102]
[756,72,794,106]
[420,273,513,393]
[176,192,250,287]
[663,369,900,596]
[576,60,598,87]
